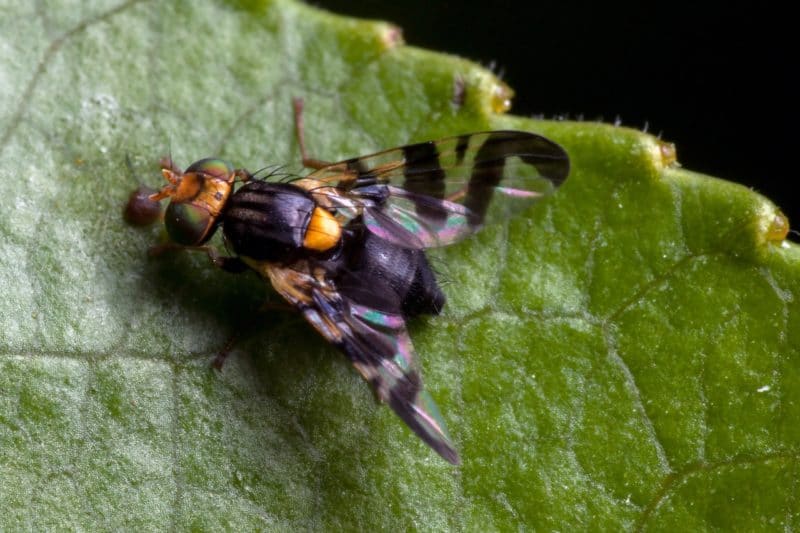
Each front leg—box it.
[148,243,249,273]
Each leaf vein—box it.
[0,0,149,155]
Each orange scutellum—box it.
[303,206,342,252]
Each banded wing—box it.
[262,261,460,465]
[298,131,569,249]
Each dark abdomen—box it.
[338,229,445,317]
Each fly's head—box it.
[150,158,245,245]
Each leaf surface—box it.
[0,0,797,529]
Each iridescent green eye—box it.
[164,201,214,245]
[185,158,233,180]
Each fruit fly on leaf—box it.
[144,99,570,465]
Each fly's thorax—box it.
[222,182,342,263]
[150,158,237,245]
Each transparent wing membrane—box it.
[302,131,569,249]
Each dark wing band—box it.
[300,130,569,249]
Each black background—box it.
[316,1,796,229]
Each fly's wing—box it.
[263,261,460,465]
[300,130,569,249]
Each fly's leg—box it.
[204,247,249,273]
[148,243,248,273]
[293,97,334,170]
[148,246,296,372]
[149,242,254,369]
[212,299,296,370]
[212,329,244,370]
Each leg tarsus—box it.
[211,299,294,371]
[205,248,249,273]
[149,243,248,274]
[211,334,238,370]
[148,242,186,257]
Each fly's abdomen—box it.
[340,230,445,317]
[223,182,316,262]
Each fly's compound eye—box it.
[163,200,214,245]
[185,158,234,180]
[150,158,236,246]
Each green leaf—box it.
[1,0,797,529]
